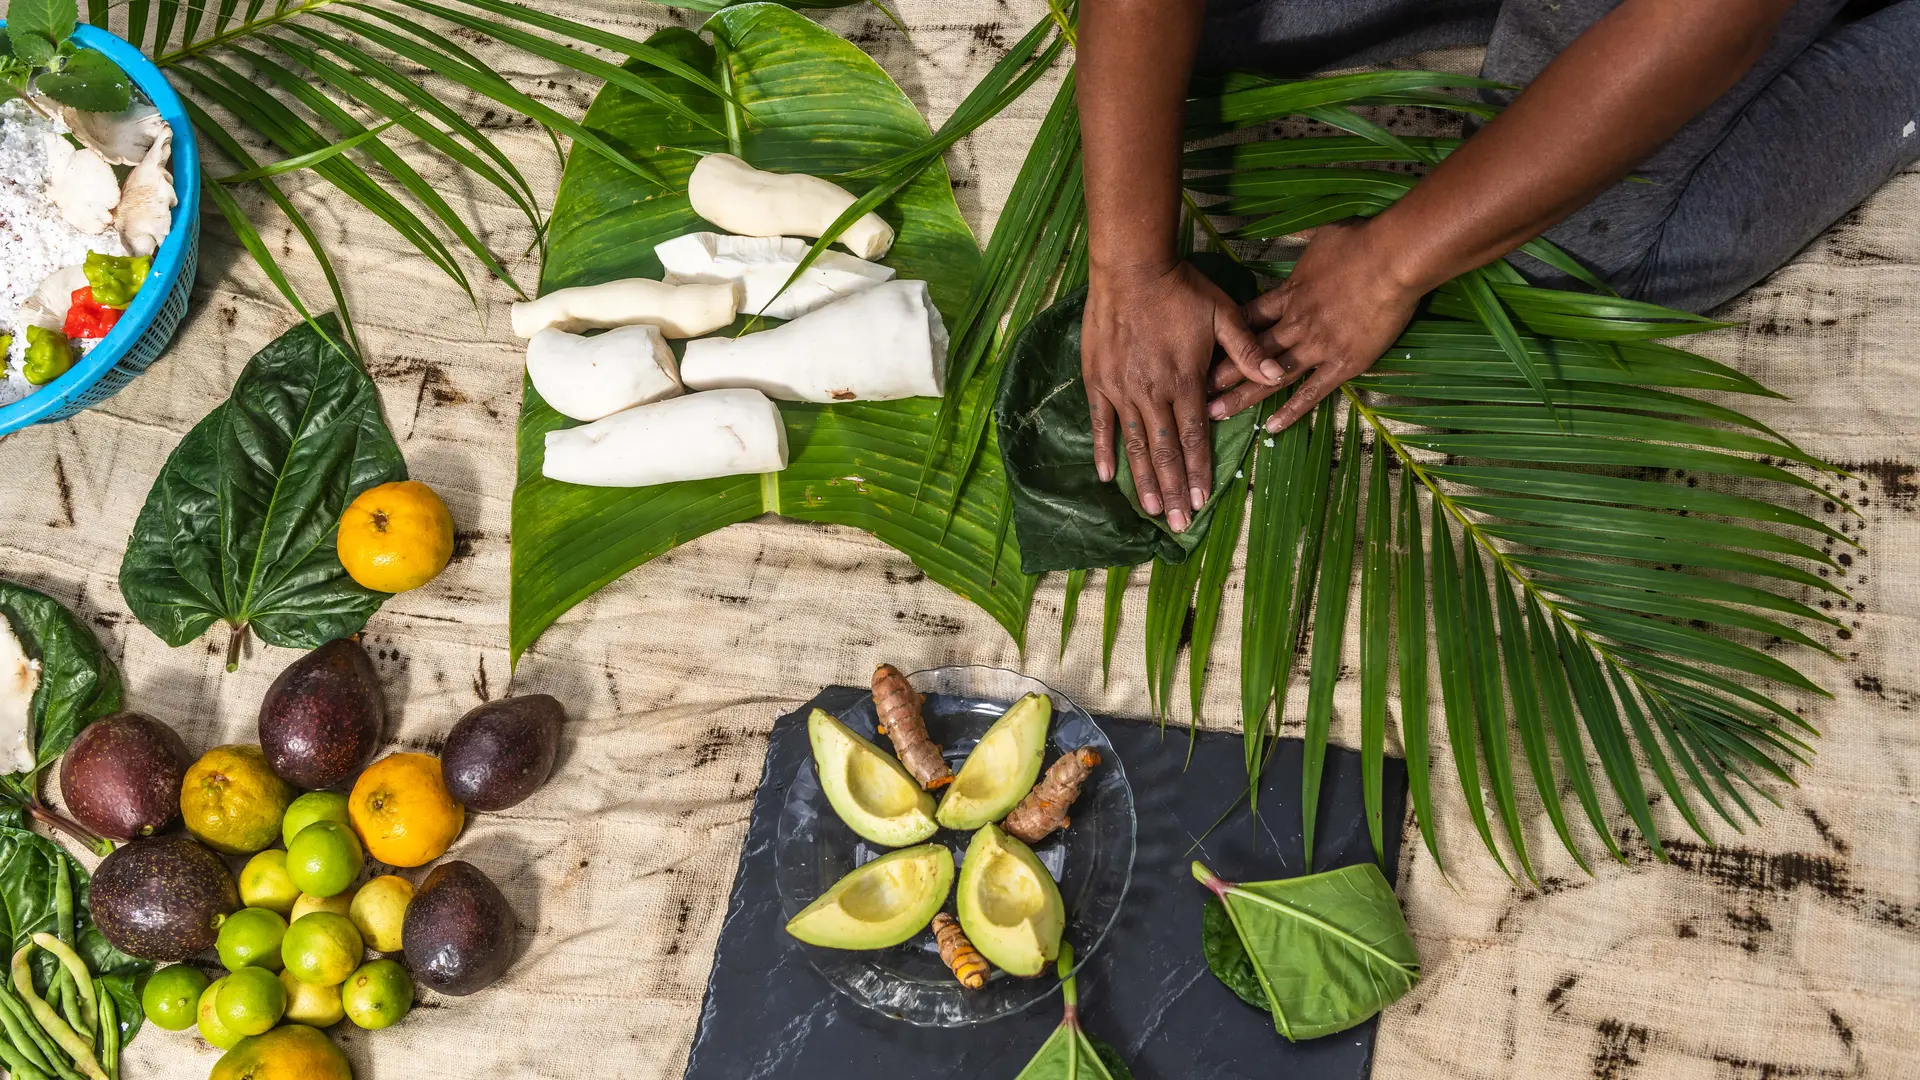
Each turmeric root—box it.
[1003,747,1101,843]
[872,664,952,789]
[932,912,990,990]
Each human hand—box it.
[1082,259,1271,531]
[1207,220,1426,433]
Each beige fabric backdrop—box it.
[0,2,1914,1077]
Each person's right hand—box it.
[1080,260,1275,531]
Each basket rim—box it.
[0,21,202,434]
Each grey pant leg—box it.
[1629,1,1920,311]
[1198,0,1499,75]
[1487,0,1919,312]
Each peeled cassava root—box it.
[526,325,682,423]
[680,279,946,403]
[542,388,787,488]
[1003,748,1101,843]
[872,664,951,790]
[688,153,894,261]
[511,278,739,339]
[655,232,894,321]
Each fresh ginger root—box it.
[932,912,990,989]
[1003,747,1101,843]
[872,663,952,789]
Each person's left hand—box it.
[1207,219,1428,431]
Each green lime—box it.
[142,965,210,1031]
[282,912,364,987]
[280,968,347,1027]
[282,791,352,848]
[214,966,285,1037]
[287,821,364,898]
[340,959,412,1030]
[197,978,243,1050]
[238,850,301,915]
[216,908,288,972]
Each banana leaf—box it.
[995,253,1260,571]
[510,4,1028,664]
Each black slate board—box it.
[685,687,1408,1080]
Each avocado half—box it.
[808,709,940,847]
[785,843,956,950]
[934,693,1051,832]
[954,823,1065,977]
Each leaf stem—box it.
[25,803,110,858]
[156,0,338,67]
[225,622,248,672]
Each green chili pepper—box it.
[81,253,149,309]
[23,327,74,387]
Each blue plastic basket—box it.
[0,22,201,435]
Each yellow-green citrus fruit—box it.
[282,792,352,849]
[210,1023,352,1080]
[348,875,413,953]
[214,966,286,1037]
[340,959,412,1031]
[216,907,288,972]
[287,821,364,898]
[238,850,301,915]
[180,745,295,855]
[282,912,364,987]
[197,978,243,1050]
[291,890,354,923]
[142,965,210,1031]
[280,969,347,1028]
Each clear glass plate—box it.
[774,666,1137,1026]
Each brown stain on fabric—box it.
[1592,1018,1650,1079]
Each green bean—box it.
[92,987,114,1080]
[55,977,87,1048]
[54,861,75,947]
[10,948,105,1080]
[0,984,66,1077]
[30,938,95,1040]
[0,1033,52,1080]
[0,989,55,1075]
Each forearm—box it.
[1078,0,1208,284]
[1369,0,1797,295]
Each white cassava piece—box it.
[679,279,947,403]
[526,324,684,423]
[654,232,895,321]
[511,278,741,339]
[687,153,895,261]
[542,387,789,488]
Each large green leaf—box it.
[119,315,406,668]
[0,582,121,778]
[1195,861,1419,1041]
[995,253,1260,572]
[510,5,1028,663]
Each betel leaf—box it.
[0,812,148,1045]
[4,0,75,69]
[1194,861,1419,1041]
[120,314,406,669]
[36,47,132,113]
[1013,943,1134,1080]
[0,580,122,775]
[995,252,1260,573]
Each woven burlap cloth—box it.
[0,2,1913,1076]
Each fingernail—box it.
[1169,507,1189,533]
[1097,461,1114,482]
[1266,415,1286,433]
[1143,492,1162,516]
[1191,486,1208,512]
[1260,361,1285,382]
[1208,400,1226,420]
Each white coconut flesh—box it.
[678,279,947,403]
[0,616,40,776]
[654,232,894,321]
